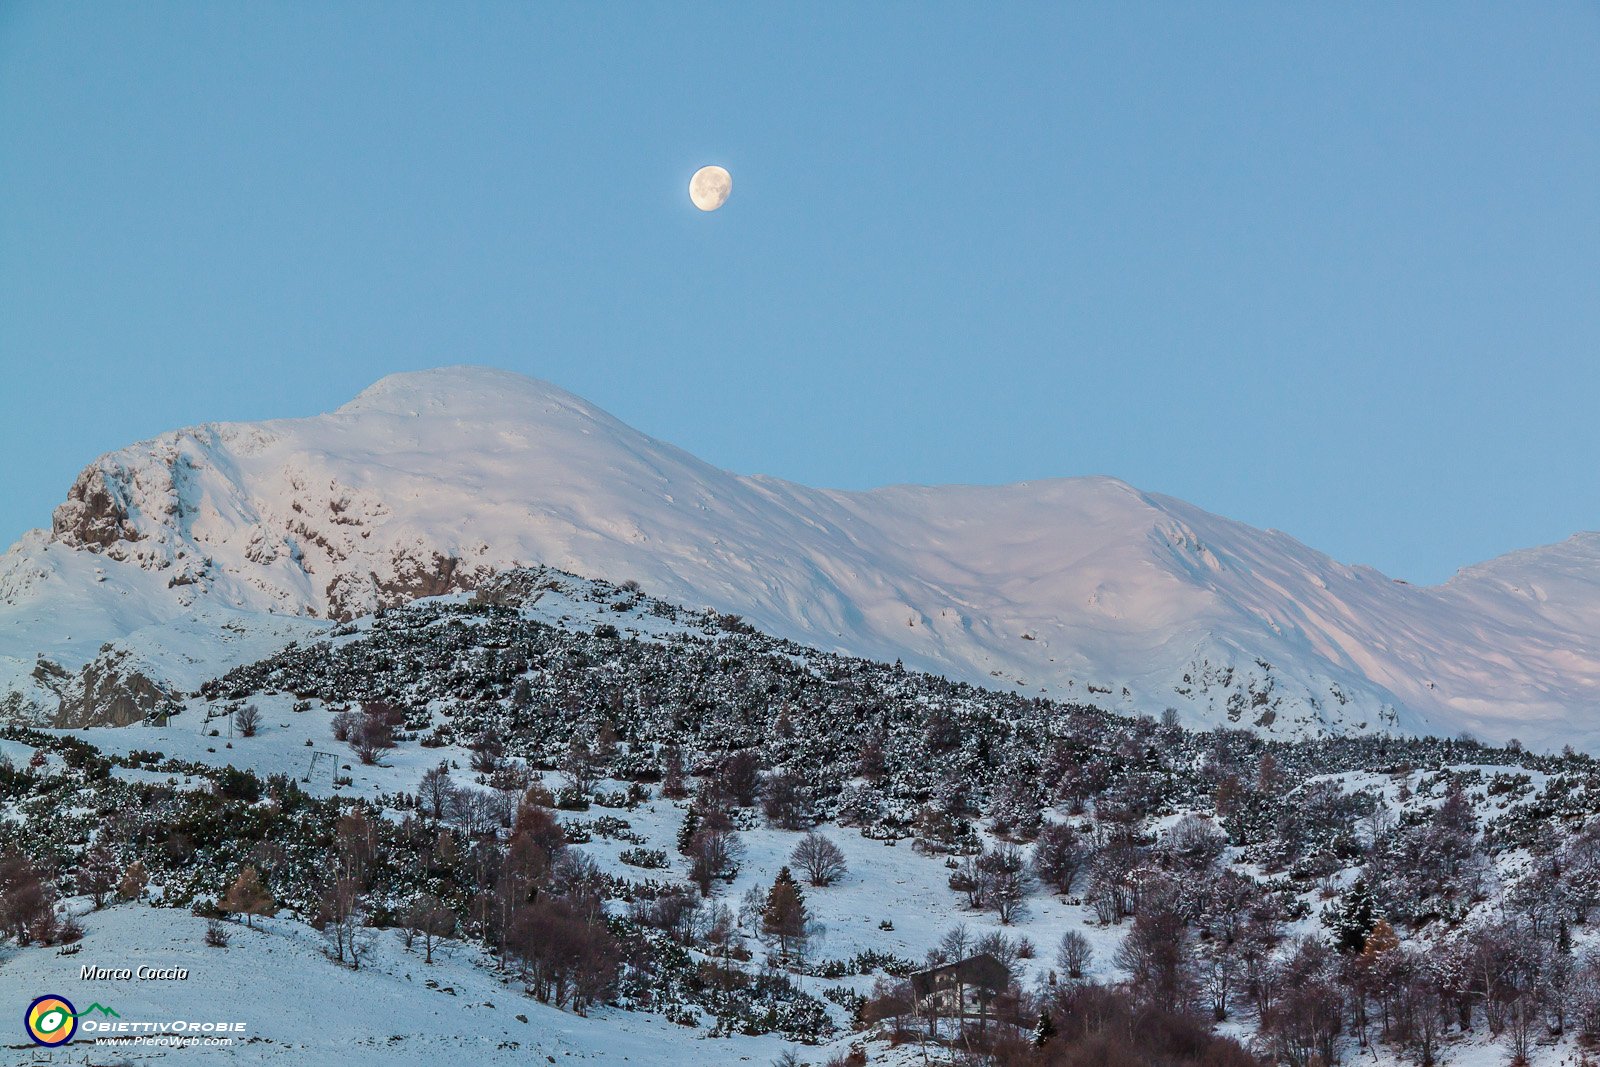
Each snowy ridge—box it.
[3,366,1598,747]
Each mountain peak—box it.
[334,366,598,420]
[5,365,1600,748]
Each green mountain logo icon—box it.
[72,1003,120,1019]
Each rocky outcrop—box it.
[323,550,501,621]
[49,649,179,728]
[51,464,143,551]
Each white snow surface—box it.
[4,366,1599,747]
[0,904,805,1065]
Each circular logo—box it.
[26,994,77,1046]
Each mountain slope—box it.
[3,366,1596,746]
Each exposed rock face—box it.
[52,465,143,551]
[469,569,563,608]
[31,656,71,690]
[6,650,172,728]
[323,551,500,622]
[384,551,474,603]
[50,650,177,728]
[26,418,508,626]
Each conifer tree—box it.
[676,808,701,855]
[222,866,275,928]
[762,866,809,963]
[1034,1008,1056,1047]
[1329,878,1377,955]
[117,859,149,902]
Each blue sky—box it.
[2,3,1597,584]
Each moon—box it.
[689,165,732,211]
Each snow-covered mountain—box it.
[3,366,1597,747]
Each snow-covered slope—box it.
[0,904,807,1066]
[3,366,1597,746]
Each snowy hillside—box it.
[3,366,1598,747]
[2,578,1596,1067]
[0,905,803,1066]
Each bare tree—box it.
[333,809,378,887]
[949,854,986,908]
[405,893,456,964]
[1057,929,1093,980]
[1163,814,1226,873]
[940,922,973,961]
[352,703,401,765]
[0,852,55,943]
[447,788,501,838]
[317,875,366,967]
[790,832,847,887]
[973,930,1024,982]
[1360,801,1397,850]
[233,703,261,738]
[1196,937,1242,1020]
[76,842,119,908]
[504,897,620,1013]
[978,842,1031,923]
[1571,950,1600,1045]
[763,770,810,829]
[1505,990,1537,1067]
[417,761,458,821]
[1268,936,1344,1067]
[560,734,598,793]
[1033,822,1089,896]
[717,750,763,808]
[934,924,974,1033]
[687,829,744,895]
[1087,839,1139,923]
[1395,962,1443,1067]
[1114,895,1192,1012]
